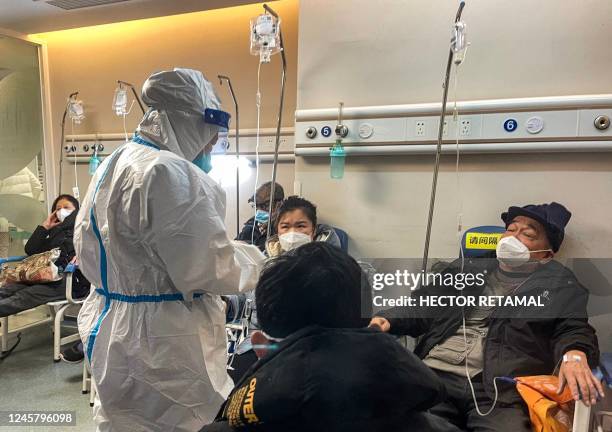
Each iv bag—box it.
[112,86,129,116]
[67,99,85,124]
[452,21,467,65]
[250,13,281,63]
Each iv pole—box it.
[421,1,466,274]
[58,91,79,194]
[263,3,287,239]
[218,75,241,237]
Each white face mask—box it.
[278,231,311,252]
[57,208,74,223]
[496,236,551,268]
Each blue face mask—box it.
[255,209,269,224]
[192,152,213,174]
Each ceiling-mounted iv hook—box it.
[218,75,241,237]
[262,3,288,240]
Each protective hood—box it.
[137,68,229,161]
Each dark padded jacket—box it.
[24,212,89,297]
[236,217,267,252]
[202,326,461,432]
[378,257,599,404]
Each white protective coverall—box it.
[75,68,265,431]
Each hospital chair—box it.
[82,361,97,407]
[461,225,602,431]
[225,294,253,358]
[460,225,505,258]
[0,256,88,361]
[333,227,349,252]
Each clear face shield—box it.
[192,108,231,174]
[211,131,230,156]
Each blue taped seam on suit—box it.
[95,288,203,303]
[132,134,161,150]
[86,138,204,361]
[86,148,124,362]
[86,139,159,361]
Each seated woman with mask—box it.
[265,195,340,256]
[226,196,341,382]
[0,194,90,318]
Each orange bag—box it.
[515,375,575,432]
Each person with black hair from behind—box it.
[225,195,342,382]
[203,242,461,432]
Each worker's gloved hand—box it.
[368,317,391,333]
[557,350,605,406]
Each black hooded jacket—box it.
[23,212,89,296]
[236,217,267,252]
[202,326,461,432]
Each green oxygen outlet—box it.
[88,155,101,175]
[330,101,348,179]
[330,139,346,179]
[89,145,101,175]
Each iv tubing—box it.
[219,75,241,237]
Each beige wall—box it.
[296,0,612,259]
[298,0,612,108]
[32,0,298,229]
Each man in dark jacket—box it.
[370,202,603,431]
[203,242,460,432]
[0,194,89,317]
[236,182,284,251]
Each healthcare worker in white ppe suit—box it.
[75,68,265,431]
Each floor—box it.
[0,307,95,432]
[1,308,611,432]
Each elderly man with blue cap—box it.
[75,68,265,431]
[371,202,602,432]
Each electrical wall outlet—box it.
[443,120,449,136]
[416,121,426,137]
[460,119,471,136]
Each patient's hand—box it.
[42,210,61,230]
[557,350,605,406]
[368,317,391,332]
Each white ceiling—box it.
[0,0,266,34]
